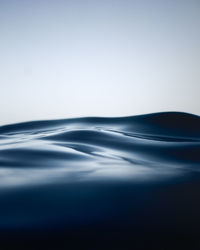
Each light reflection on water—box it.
[0,112,200,233]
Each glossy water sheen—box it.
[0,112,200,249]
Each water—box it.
[0,112,200,249]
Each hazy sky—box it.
[0,0,200,125]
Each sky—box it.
[0,0,200,125]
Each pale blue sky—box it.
[0,0,200,125]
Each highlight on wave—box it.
[0,112,199,189]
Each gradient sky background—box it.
[0,0,200,125]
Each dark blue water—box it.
[0,112,200,249]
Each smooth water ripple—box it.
[0,112,199,189]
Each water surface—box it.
[0,112,200,249]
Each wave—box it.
[0,112,200,249]
[0,112,199,188]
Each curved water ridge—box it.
[0,112,200,188]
